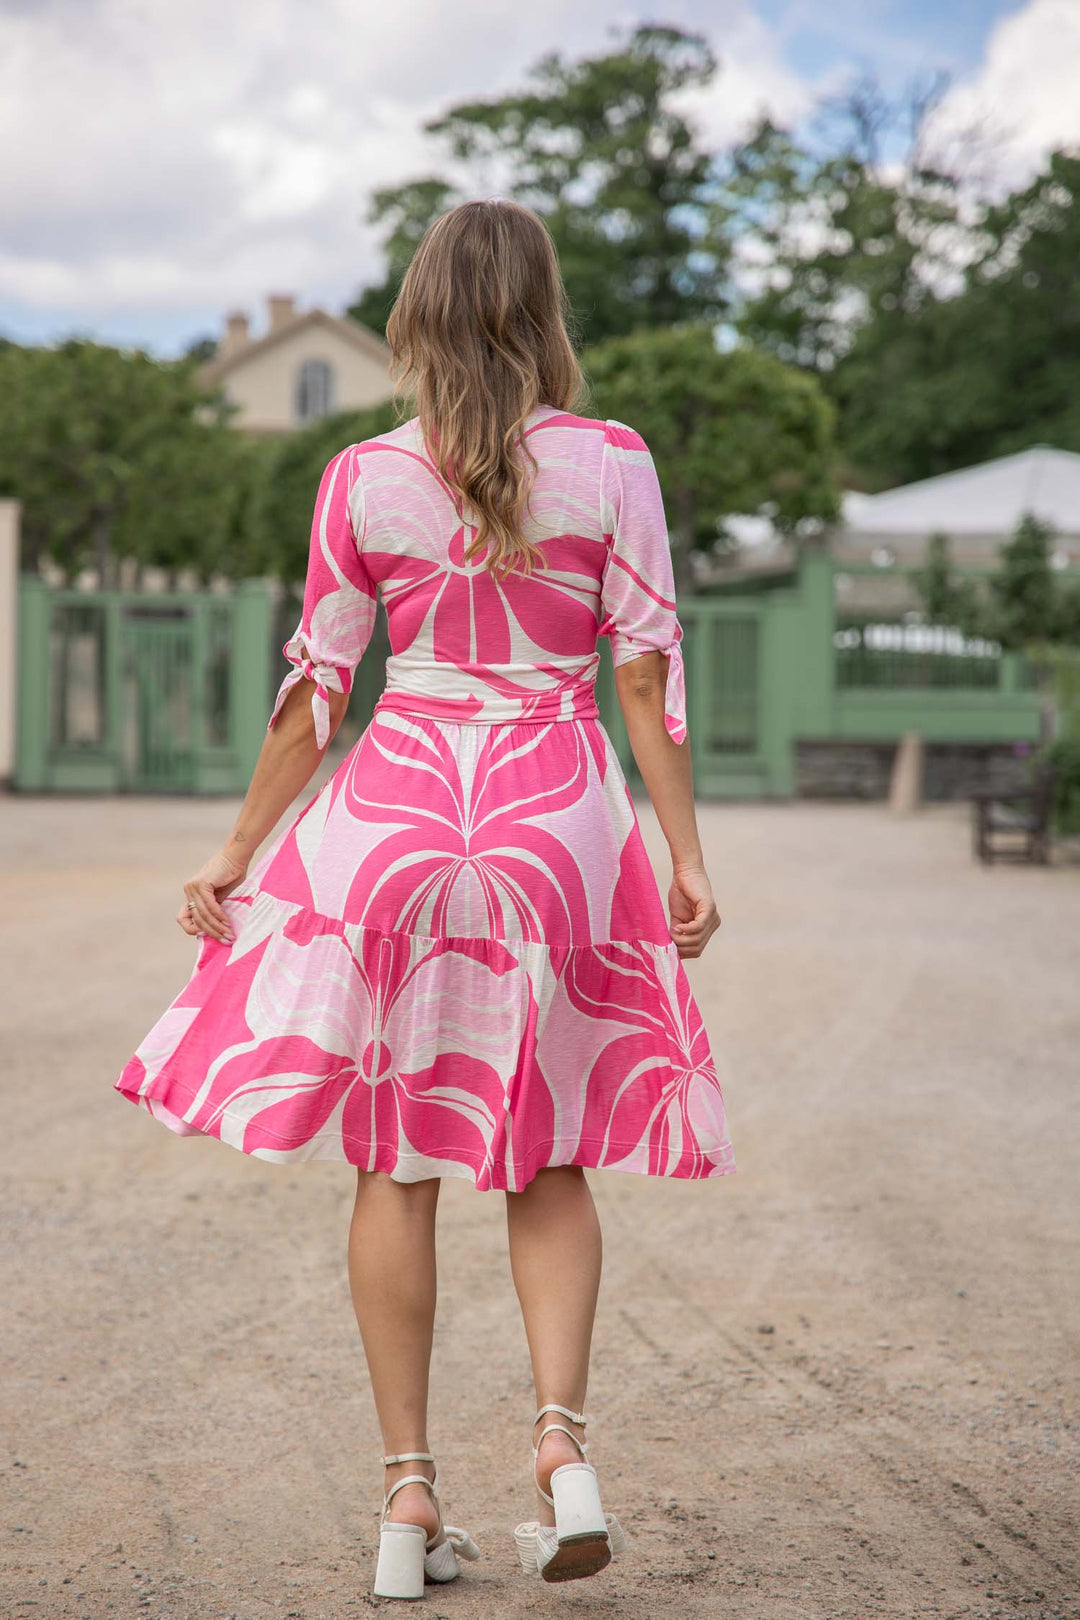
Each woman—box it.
[115,199,736,1599]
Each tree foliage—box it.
[349,51,1080,496]
[727,76,967,374]
[348,24,730,345]
[348,179,458,337]
[910,515,1080,650]
[11,41,1080,595]
[724,78,1080,487]
[910,520,1080,831]
[582,324,839,591]
[0,339,253,583]
[908,532,982,635]
[248,402,400,584]
[831,153,1080,485]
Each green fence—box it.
[306,551,1044,800]
[16,552,1045,798]
[597,552,1043,798]
[835,621,1003,690]
[15,576,272,794]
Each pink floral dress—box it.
[114,405,737,1192]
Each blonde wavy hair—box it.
[384,199,587,578]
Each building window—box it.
[296,359,334,423]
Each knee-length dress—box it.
[114,406,737,1192]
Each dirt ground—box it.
[2,771,1078,1620]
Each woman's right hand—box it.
[177,849,247,943]
[668,865,721,959]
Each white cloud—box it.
[672,7,818,147]
[0,0,800,351]
[927,0,1080,193]
[11,2,1072,355]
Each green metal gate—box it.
[595,599,771,798]
[121,607,196,790]
[687,605,766,796]
[17,551,1046,801]
[16,577,271,794]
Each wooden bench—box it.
[971,765,1056,865]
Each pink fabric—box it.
[114,406,736,1190]
[265,449,378,750]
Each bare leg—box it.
[505,1166,603,1525]
[348,1169,442,1542]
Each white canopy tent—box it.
[836,447,1080,569]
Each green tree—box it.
[727,76,970,382]
[834,152,1080,486]
[911,513,1079,650]
[987,514,1060,651]
[183,334,219,363]
[348,25,730,345]
[249,402,399,584]
[0,339,250,582]
[348,180,458,337]
[909,518,1080,830]
[728,80,1080,488]
[582,324,839,593]
[908,532,981,636]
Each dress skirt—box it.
[114,706,737,1192]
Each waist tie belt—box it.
[372,686,601,727]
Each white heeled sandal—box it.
[513,1404,628,1583]
[372,1450,480,1600]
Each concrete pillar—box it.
[889,730,924,814]
[0,500,20,786]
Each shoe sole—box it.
[540,1531,612,1583]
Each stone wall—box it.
[795,739,1038,801]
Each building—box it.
[200,295,393,434]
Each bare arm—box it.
[615,651,720,959]
[177,681,349,944]
[177,446,374,945]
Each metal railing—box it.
[835,620,1008,690]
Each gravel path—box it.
[3,779,1078,1620]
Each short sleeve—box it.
[598,419,687,744]
[266,445,377,751]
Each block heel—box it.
[512,1404,628,1583]
[371,1449,480,1600]
[373,1523,426,1600]
[550,1462,608,1539]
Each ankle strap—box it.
[531,1405,590,1507]
[382,1472,439,1513]
[533,1422,589,1460]
[531,1427,591,1508]
[534,1404,587,1426]
[381,1451,435,1465]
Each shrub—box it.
[1039,734,1080,836]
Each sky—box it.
[1,0,1077,357]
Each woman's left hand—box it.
[177,850,248,942]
